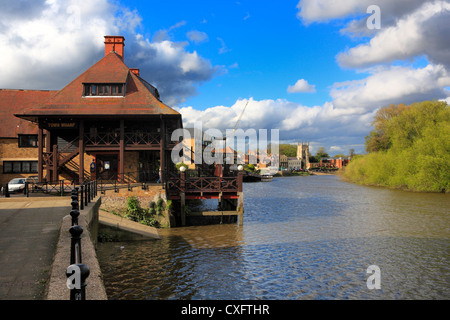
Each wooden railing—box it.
[167,171,243,195]
[84,132,119,146]
[125,132,160,146]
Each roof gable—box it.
[0,90,56,137]
[16,52,180,118]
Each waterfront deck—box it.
[166,170,244,226]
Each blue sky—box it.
[0,0,449,155]
[123,0,358,108]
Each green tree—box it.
[343,100,450,192]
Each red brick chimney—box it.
[104,36,125,60]
[130,68,140,76]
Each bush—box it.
[124,196,162,227]
[343,100,449,192]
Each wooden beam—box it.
[37,124,43,183]
[160,115,166,183]
[79,120,84,184]
[188,211,238,216]
[119,120,124,183]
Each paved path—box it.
[0,197,70,300]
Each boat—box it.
[261,174,273,182]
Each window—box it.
[18,134,41,148]
[3,161,38,174]
[83,84,125,97]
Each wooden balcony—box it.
[167,171,243,200]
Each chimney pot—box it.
[130,68,140,76]
[104,36,125,60]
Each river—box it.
[96,175,450,300]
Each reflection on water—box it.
[97,175,450,299]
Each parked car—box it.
[6,178,27,193]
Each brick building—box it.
[1,36,182,186]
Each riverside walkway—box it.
[0,196,70,299]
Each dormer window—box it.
[83,83,125,97]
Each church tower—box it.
[297,141,310,170]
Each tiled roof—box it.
[0,89,56,138]
[16,52,180,120]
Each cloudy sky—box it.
[0,0,449,155]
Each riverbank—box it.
[339,167,449,194]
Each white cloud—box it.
[296,0,425,26]
[0,0,117,89]
[217,37,231,54]
[287,79,316,93]
[337,1,450,69]
[330,64,450,110]
[178,97,375,154]
[187,30,209,44]
[0,1,217,105]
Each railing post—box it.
[70,188,80,226]
[66,263,90,300]
[67,216,89,300]
[180,172,186,192]
[69,225,83,265]
[4,183,9,198]
[80,185,84,210]
[238,171,243,193]
[84,183,88,205]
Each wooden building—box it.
[1,35,244,227]
[13,36,182,184]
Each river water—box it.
[97,175,450,300]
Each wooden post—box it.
[52,144,58,182]
[160,116,166,184]
[180,193,186,226]
[119,120,125,183]
[79,121,84,184]
[38,125,43,183]
[237,171,244,225]
[45,129,51,181]
[180,171,186,226]
[238,192,244,226]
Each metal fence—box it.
[65,188,91,300]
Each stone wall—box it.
[100,185,172,228]
[46,196,107,300]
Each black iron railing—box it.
[65,188,90,300]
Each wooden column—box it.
[180,171,186,226]
[79,120,84,184]
[37,123,43,183]
[119,120,125,183]
[45,129,51,181]
[160,116,166,184]
[52,145,58,182]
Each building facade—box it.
[3,36,182,186]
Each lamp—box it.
[179,165,186,172]
[237,165,244,171]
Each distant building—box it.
[287,157,301,170]
[279,154,288,169]
[297,141,310,170]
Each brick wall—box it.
[0,138,39,186]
